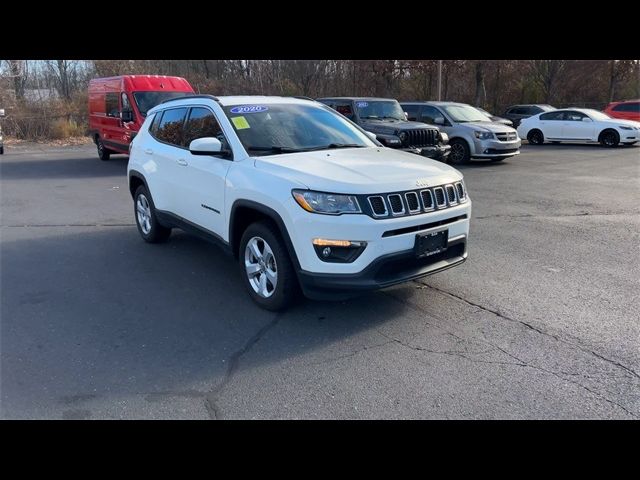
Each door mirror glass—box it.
[365,130,377,141]
[189,137,222,155]
[582,117,592,122]
[433,117,445,125]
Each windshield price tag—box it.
[231,116,251,130]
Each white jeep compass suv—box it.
[127,95,471,310]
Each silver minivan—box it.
[401,101,521,164]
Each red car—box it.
[604,99,640,122]
[88,75,195,160]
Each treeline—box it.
[1,60,639,139]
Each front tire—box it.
[600,129,619,147]
[134,185,171,243]
[527,129,544,145]
[449,139,471,165]
[239,221,297,311]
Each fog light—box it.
[322,247,331,257]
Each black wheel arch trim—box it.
[229,199,302,272]
[128,170,150,198]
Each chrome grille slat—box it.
[388,194,405,215]
[405,192,420,213]
[368,196,387,217]
[433,187,446,208]
[420,189,434,211]
[445,184,457,205]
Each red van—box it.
[88,75,195,160]
[604,99,640,122]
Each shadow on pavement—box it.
[0,226,411,416]
[0,155,129,180]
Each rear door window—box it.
[154,107,188,147]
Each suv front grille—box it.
[403,128,438,147]
[495,131,518,141]
[363,182,467,219]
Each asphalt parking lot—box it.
[1,141,639,419]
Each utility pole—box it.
[437,60,443,101]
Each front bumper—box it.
[471,138,521,158]
[399,144,451,161]
[298,235,467,300]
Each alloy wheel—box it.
[244,236,278,298]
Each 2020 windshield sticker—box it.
[356,102,368,108]
[229,105,268,114]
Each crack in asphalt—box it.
[382,285,638,418]
[474,211,638,220]
[416,281,640,381]
[203,313,284,420]
[311,341,394,366]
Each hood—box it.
[458,121,516,133]
[359,119,437,135]
[601,118,640,128]
[253,147,461,194]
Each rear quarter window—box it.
[153,107,188,147]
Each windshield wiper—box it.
[305,143,366,151]
[245,145,306,153]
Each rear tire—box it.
[527,129,544,145]
[239,221,297,311]
[448,139,471,165]
[599,129,619,147]
[96,137,112,161]
[134,185,171,243]
[0,145,4,155]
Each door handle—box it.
[144,148,153,155]
[177,159,188,166]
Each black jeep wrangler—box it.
[317,97,450,162]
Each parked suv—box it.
[401,101,521,164]
[128,95,471,310]
[317,97,450,162]
[502,104,555,128]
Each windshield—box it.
[441,104,492,123]
[133,91,191,116]
[355,100,406,121]
[583,109,611,121]
[223,103,377,156]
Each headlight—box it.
[619,126,633,130]
[398,131,408,142]
[439,131,449,143]
[292,189,361,215]
[474,131,494,140]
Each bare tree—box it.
[530,60,566,103]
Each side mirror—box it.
[582,117,592,122]
[121,110,134,122]
[403,111,409,121]
[433,117,445,126]
[365,131,377,141]
[189,137,223,155]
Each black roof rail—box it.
[293,95,315,101]
[160,94,220,105]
